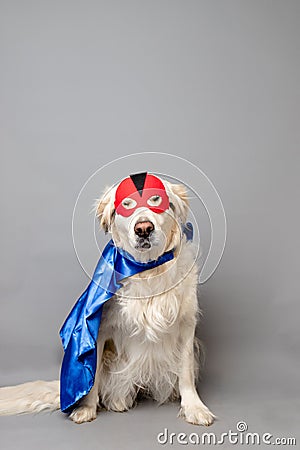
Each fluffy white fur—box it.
[0,178,215,426]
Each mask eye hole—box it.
[147,195,162,207]
[122,198,137,209]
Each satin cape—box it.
[59,239,175,412]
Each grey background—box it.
[0,1,299,449]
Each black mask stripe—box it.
[130,172,147,197]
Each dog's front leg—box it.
[69,338,104,424]
[178,319,215,426]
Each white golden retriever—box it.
[0,174,215,426]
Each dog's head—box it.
[96,172,189,262]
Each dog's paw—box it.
[105,396,134,412]
[69,405,97,424]
[178,403,216,426]
[109,400,128,412]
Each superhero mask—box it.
[114,172,170,217]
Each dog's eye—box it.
[147,195,162,207]
[122,198,137,209]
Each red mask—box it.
[114,172,170,217]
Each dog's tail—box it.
[0,380,60,416]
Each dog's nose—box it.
[134,221,154,238]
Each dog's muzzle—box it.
[134,220,154,249]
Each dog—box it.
[0,173,215,426]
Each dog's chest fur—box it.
[97,241,199,405]
[100,241,198,343]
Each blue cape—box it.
[59,239,175,412]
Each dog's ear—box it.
[167,182,189,223]
[95,186,116,233]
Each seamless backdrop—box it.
[0,1,299,449]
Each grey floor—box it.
[1,1,299,449]
[1,391,298,450]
